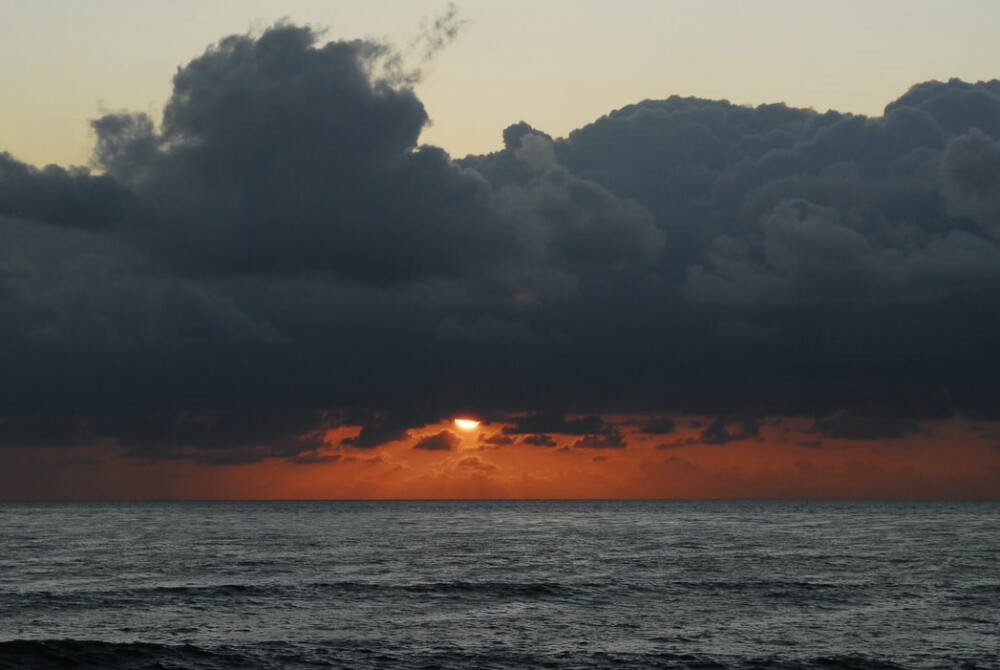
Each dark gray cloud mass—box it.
[2,21,1000,460]
[502,412,612,436]
[89,25,509,282]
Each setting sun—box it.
[454,418,480,430]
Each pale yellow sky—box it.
[1,0,998,168]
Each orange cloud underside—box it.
[1,417,998,500]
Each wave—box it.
[320,580,573,598]
[0,640,925,670]
[0,639,255,670]
[6,580,578,610]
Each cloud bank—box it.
[3,24,1000,461]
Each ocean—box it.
[0,500,997,669]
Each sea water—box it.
[1,500,997,669]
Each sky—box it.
[1,1,1000,499]
[4,1,1000,167]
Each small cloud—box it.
[457,456,497,471]
[413,430,459,451]
[522,434,556,447]
[342,423,409,449]
[655,437,698,450]
[700,418,760,445]
[572,430,626,449]
[479,432,514,446]
[288,452,342,464]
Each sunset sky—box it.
[2,1,999,499]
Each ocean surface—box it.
[0,500,997,669]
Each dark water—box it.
[0,501,997,669]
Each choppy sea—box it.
[1,500,997,669]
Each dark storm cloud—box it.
[503,412,611,436]
[90,23,510,283]
[2,17,1000,463]
[341,419,410,449]
[341,407,443,448]
[0,408,330,465]
[0,413,100,449]
[885,79,1000,138]
[809,412,919,441]
[940,128,1000,237]
[0,154,130,230]
[413,430,459,451]
[109,409,332,463]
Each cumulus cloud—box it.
[0,154,130,230]
[90,24,511,283]
[2,20,1000,463]
[940,128,1000,238]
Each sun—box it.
[454,418,480,431]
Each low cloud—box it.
[521,434,557,448]
[457,455,497,471]
[639,418,677,435]
[479,432,515,446]
[413,430,459,451]
[572,431,627,449]
[701,418,761,445]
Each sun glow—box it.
[454,418,480,430]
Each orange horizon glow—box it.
[0,415,997,501]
